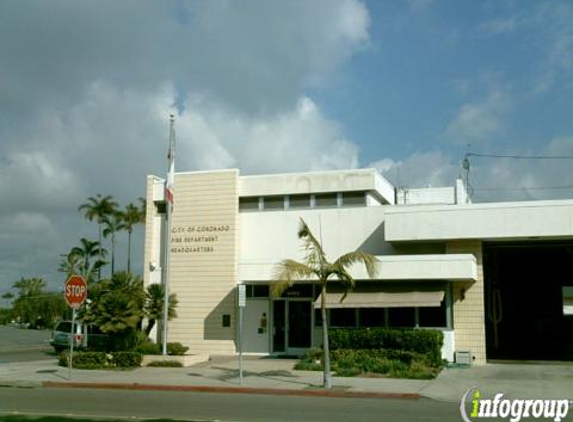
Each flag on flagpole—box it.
[165,159,174,206]
[165,114,175,207]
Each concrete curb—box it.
[43,381,421,400]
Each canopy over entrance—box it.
[315,287,445,309]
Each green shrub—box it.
[167,342,189,356]
[146,360,184,368]
[135,340,161,355]
[112,351,143,368]
[294,361,323,371]
[58,351,109,369]
[58,351,142,369]
[329,327,443,365]
[86,334,111,352]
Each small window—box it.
[419,303,447,328]
[253,285,269,298]
[388,307,416,328]
[563,287,573,316]
[314,309,323,327]
[156,202,166,214]
[239,197,259,211]
[359,308,386,327]
[330,308,357,327]
[289,194,311,209]
[315,193,337,207]
[263,196,284,210]
[342,192,366,206]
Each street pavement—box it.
[1,325,572,405]
[2,354,573,404]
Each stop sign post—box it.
[64,275,87,380]
[65,275,87,309]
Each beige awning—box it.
[314,290,445,309]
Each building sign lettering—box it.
[171,225,231,254]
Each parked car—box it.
[49,320,109,352]
[49,320,84,352]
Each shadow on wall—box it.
[204,288,236,342]
[357,222,391,255]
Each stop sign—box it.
[64,275,88,309]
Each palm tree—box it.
[78,194,118,280]
[57,251,81,277]
[121,199,146,273]
[103,212,126,276]
[144,283,178,337]
[273,218,378,389]
[92,271,146,350]
[69,238,107,283]
[13,277,47,298]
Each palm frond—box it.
[297,218,327,268]
[334,251,379,279]
[271,259,316,297]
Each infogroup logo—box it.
[460,387,571,422]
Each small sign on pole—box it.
[64,275,87,380]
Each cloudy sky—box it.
[1,0,573,296]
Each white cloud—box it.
[370,151,458,189]
[0,1,371,293]
[445,90,512,144]
[370,137,573,203]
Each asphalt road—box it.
[0,325,53,363]
[0,387,469,422]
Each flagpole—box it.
[162,114,175,356]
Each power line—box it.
[468,153,573,160]
[474,186,573,191]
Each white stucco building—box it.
[144,168,573,364]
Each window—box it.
[359,308,386,327]
[252,285,269,298]
[330,308,357,327]
[288,194,311,209]
[418,302,447,328]
[239,197,259,211]
[245,284,269,298]
[315,309,322,327]
[262,196,284,210]
[388,307,416,328]
[315,193,337,207]
[155,202,166,214]
[342,192,366,206]
[563,286,573,316]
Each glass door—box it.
[287,301,312,352]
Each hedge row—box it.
[134,341,189,356]
[329,327,443,362]
[58,351,143,369]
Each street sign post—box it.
[238,284,246,386]
[64,275,87,380]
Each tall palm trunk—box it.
[321,282,332,389]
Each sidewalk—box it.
[1,355,572,403]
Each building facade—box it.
[144,168,573,364]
